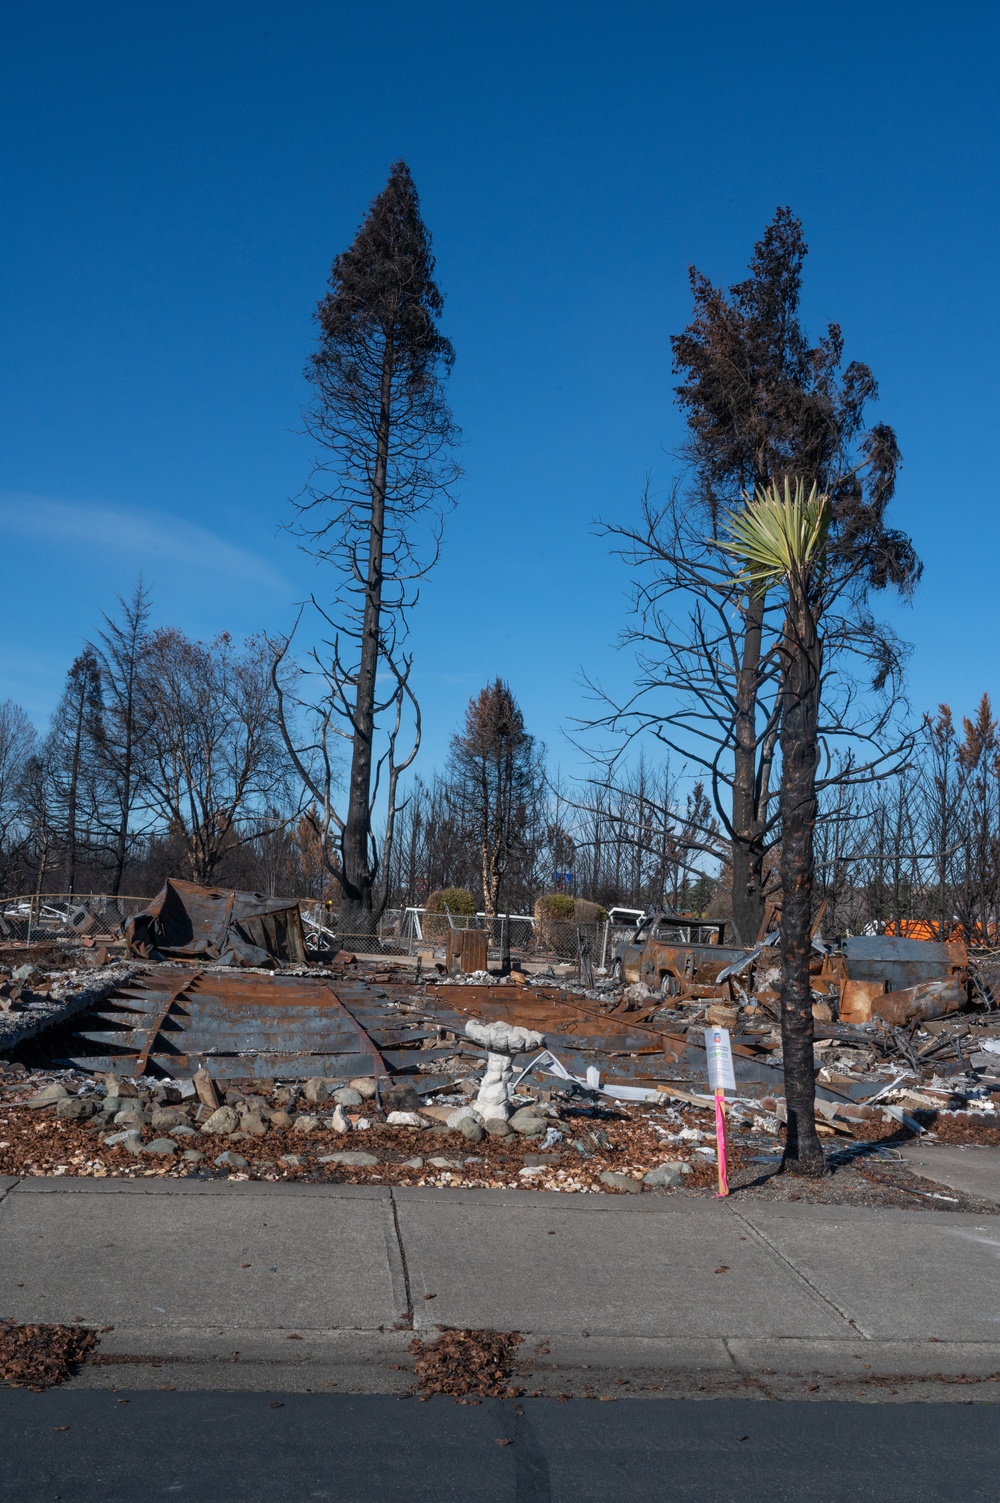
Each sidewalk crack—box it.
[388,1189,413,1330]
[0,1178,21,1206]
[729,1206,872,1339]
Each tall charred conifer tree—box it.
[671,209,919,941]
[600,209,920,943]
[45,649,104,894]
[89,581,153,895]
[447,680,544,922]
[278,162,459,936]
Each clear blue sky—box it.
[1,1,997,778]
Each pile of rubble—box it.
[0,889,998,1207]
[0,957,137,1054]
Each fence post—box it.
[598,920,608,971]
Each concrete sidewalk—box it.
[2,1175,999,1400]
[898,1143,1000,1205]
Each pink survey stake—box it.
[704,1026,736,1199]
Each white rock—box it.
[440,1105,482,1129]
[386,1110,426,1128]
[348,1077,378,1099]
[329,1106,351,1134]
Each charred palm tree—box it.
[723,479,831,1175]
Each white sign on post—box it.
[704,1025,736,1092]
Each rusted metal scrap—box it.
[833,937,969,1025]
[66,970,461,1081]
[124,879,307,967]
[610,911,748,998]
[420,982,873,1105]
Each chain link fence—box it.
[324,906,610,968]
[0,894,618,972]
[0,893,151,945]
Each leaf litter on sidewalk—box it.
[0,1317,100,1390]
[409,1328,524,1400]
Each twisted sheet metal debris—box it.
[125,880,308,967]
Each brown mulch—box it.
[846,1111,1000,1148]
[0,1318,100,1389]
[919,1113,1000,1146]
[409,1328,524,1400]
[0,943,84,973]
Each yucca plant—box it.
[723,479,831,1176]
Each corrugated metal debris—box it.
[124,880,307,967]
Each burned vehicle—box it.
[609,910,750,996]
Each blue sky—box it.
[1,1,998,779]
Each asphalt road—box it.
[1,1392,995,1503]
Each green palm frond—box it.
[720,478,831,594]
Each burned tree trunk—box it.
[338,347,391,935]
[731,589,768,943]
[777,587,825,1174]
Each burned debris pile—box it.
[0,890,998,1205]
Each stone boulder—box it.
[599,1170,641,1193]
[143,1138,178,1156]
[56,1098,98,1121]
[201,1106,240,1135]
[25,1083,70,1109]
[642,1162,688,1188]
[214,1150,249,1170]
[316,1151,379,1167]
[332,1086,363,1108]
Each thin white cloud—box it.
[0,491,289,593]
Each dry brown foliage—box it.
[408,1328,524,1399]
[0,1318,99,1389]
